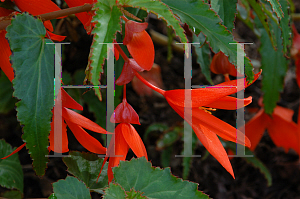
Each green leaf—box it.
[259,20,287,114]
[193,33,213,85]
[6,13,54,176]
[1,190,22,199]
[161,0,254,82]
[112,157,210,199]
[181,133,198,180]
[63,151,109,194]
[87,1,122,100]
[0,71,17,114]
[211,0,238,32]
[161,146,172,168]
[119,0,187,43]
[0,139,23,193]
[248,0,277,50]
[237,0,254,30]
[53,176,91,199]
[103,183,126,199]
[266,0,283,19]
[278,0,291,54]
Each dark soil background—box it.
[1,1,300,198]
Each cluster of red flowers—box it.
[1,0,266,182]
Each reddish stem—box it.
[115,43,129,62]
[121,16,129,22]
[123,84,126,100]
[135,73,165,95]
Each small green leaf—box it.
[226,142,272,186]
[0,139,23,193]
[53,176,91,199]
[144,123,169,140]
[103,183,126,199]
[266,0,283,19]
[193,33,213,85]
[278,0,291,54]
[0,71,17,114]
[156,129,180,149]
[48,193,57,199]
[63,151,109,194]
[112,157,210,198]
[181,133,198,180]
[161,146,172,168]
[87,1,122,100]
[161,0,254,82]
[6,13,54,176]
[211,0,238,32]
[259,20,287,114]
[119,0,187,43]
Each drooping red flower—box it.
[122,16,154,71]
[64,0,96,34]
[48,88,108,154]
[244,103,299,154]
[99,86,147,182]
[210,51,242,81]
[135,71,261,178]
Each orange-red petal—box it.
[61,88,83,111]
[0,30,14,82]
[62,107,108,134]
[126,30,154,71]
[206,96,252,110]
[244,109,270,151]
[49,118,69,153]
[268,113,299,154]
[194,123,235,178]
[12,0,61,15]
[66,120,106,154]
[120,123,147,159]
[46,30,66,42]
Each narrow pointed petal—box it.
[66,120,106,154]
[119,123,147,159]
[0,30,14,81]
[268,114,299,154]
[194,124,235,178]
[1,143,26,159]
[62,108,108,134]
[192,108,251,147]
[123,21,148,45]
[49,118,68,153]
[64,0,96,34]
[206,96,252,110]
[61,88,83,111]
[244,109,269,151]
[165,71,261,108]
[46,30,66,42]
[0,7,13,17]
[110,99,140,124]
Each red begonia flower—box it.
[64,0,96,34]
[48,88,107,154]
[123,17,154,71]
[210,51,242,81]
[99,86,147,182]
[135,71,261,178]
[244,105,299,154]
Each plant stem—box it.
[135,73,165,95]
[115,43,129,62]
[0,3,93,30]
